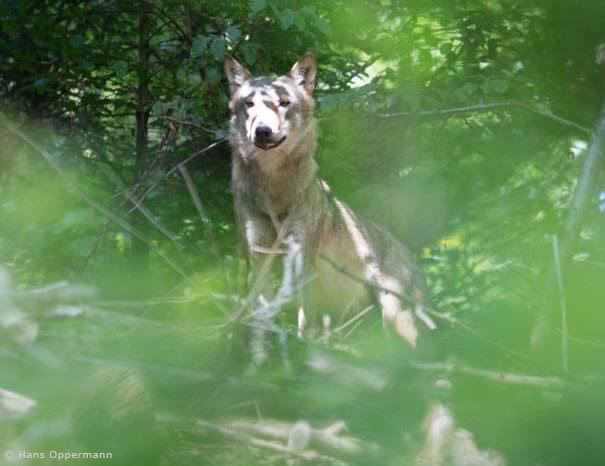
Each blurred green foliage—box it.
[1,0,605,464]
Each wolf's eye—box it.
[279,100,290,107]
[246,101,254,107]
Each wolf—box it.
[224,52,435,347]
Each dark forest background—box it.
[1,1,605,464]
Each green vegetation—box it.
[1,1,605,464]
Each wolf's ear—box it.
[288,52,317,95]
[224,55,251,95]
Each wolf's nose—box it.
[255,126,272,141]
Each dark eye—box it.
[279,100,290,107]
[246,101,254,107]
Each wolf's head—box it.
[224,53,317,159]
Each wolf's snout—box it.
[255,125,273,142]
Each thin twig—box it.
[169,138,226,174]
[333,305,375,333]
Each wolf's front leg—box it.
[234,194,277,265]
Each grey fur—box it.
[225,53,434,346]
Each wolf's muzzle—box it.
[254,125,286,150]
[255,125,272,141]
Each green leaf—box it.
[491,79,509,94]
[69,35,84,48]
[316,18,332,37]
[440,43,452,55]
[280,9,295,29]
[294,12,305,32]
[240,43,257,64]
[226,26,241,43]
[250,0,266,14]
[301,5,316,14]
[207,67,221,85]
[191,36,211,57]
[151,101,164,115]
[33,78,47,93]
[319,94,339,112]
[111,61,128,75]
[210,38,227,61]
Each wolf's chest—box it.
[241,163,306,216]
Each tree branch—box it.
[374,102,590,134]
[411,360,591,391]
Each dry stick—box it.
[189,417,364,463]
[531,98,605,352]
[0,113,191,283]
[227,419,365,459]
[191,418,323,461]
[410,360,589,391]
[552,234,569,374]
[373,102,591,134]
